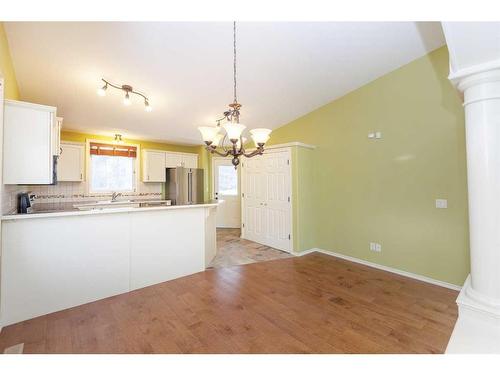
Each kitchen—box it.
[0,98,218,327]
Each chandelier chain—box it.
[233,21,237,104]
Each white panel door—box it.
[58,143,84,181]
[242,156,267,244]
[213,158,240,228]
[165,152,183,168]
[144,150,166,182]
[262,151,291,251]
[242,150,291,252]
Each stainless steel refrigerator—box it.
[165,167,204,205]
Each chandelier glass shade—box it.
[198,22,272,168]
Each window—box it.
[217,165,238,195]
[89,142,137,193]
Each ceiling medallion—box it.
[97,78,152,112]
[198,22,272,169]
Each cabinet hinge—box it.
[288,196,290,202]
[242,192,245,198]
[287,159,290,165]
[288,234,291,240]
[242,223,245,228]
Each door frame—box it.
[211,156,241,228]
[240,147,293,252]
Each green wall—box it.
[269,46,469,286]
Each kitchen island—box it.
[0,203,218,326]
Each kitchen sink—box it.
[74,200,171,211]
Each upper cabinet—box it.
[143,150,167,182]
[58,142,85,182]
[142,150,198,182]
[3,100,61,185]
[181,153,198,169]
[165,152,198,168]
[165,152,182,168]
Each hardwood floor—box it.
[209,228,292,268]
[0,252,458,354]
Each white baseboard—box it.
[293,248,462,291]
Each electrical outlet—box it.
[435,199,448,209]
[368,132,375,139]
[370,242,382,252]
[375,132,382,139]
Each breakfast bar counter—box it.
[0,203,218,327]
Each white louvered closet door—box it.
[241,149,292,253]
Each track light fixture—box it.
[97,78,152,112]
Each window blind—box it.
[89,142,137,158]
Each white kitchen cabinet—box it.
[182,153,198,168]
[3,100,61,184]
[53,117,63,157]
[58,142,85,181]
[143,150,199,182]
[165,152,198,168]
[165,152,183,168]
[142,150,166,182]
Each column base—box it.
[446,275,500,353]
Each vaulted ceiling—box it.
[5,22,445,145]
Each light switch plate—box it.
[375,132,382,139]
[436,199,448,209]
[368,133,375,139]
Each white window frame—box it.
[85,139,140,194]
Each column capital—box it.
[454,68,500,93]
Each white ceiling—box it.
[5,22,445,145]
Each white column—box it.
[446,70,500,353]
[461,70,500,305]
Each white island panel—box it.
[0,204,218,327]
[1,213,131,326]
[130,208,205,290]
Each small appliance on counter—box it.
[165,167,204,205]
[17,192,33,214]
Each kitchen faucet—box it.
[111,192,122,202]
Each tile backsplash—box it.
[2,181,163,215]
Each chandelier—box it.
[97,78,152,112]
[198,22,272,169]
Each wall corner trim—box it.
[293,248,462,291]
